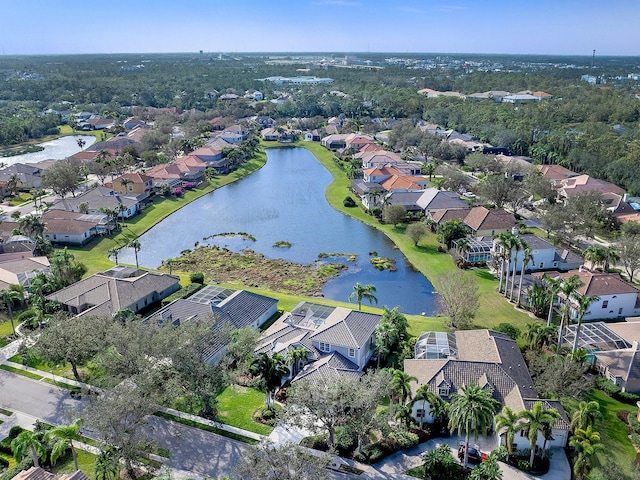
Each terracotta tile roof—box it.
[380,175,422,191]
[561,174,625,196]
[463,207,516,232]
[557,270,640,297]
[430,208,471,224]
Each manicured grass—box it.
[50,450,97,479]
[563,389,638,476]
[299,141,533,330]
[0,407,12,416]
[215,385,274,436]
[0,319,16,338]
[65,152,268,274]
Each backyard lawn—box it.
[563,389,638,476]
[215,385,274,436]
[50,450,97,479]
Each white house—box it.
[492,234,583,273]
[553,269,640,321]
[255,302,381,384]
[405,330,570,450]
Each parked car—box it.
[457,445,486,464]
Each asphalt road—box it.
[0,369,247,479]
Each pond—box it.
[1,135,96,166]
[119,147,438,314]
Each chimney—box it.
[624,193,629,202]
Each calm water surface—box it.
[120,148,438,314]
[2,135,95,166]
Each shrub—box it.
[173,187,183,196]
[0,456,33,480]
[595,376,621,396]
[619,391,640,403]
[334,427,356,455]
[343,196,356,208]
[495,322,521,340]
[389,430,419,450]
[190,272,205,284]
[161,283,203,305]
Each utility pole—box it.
[591,49,596,69]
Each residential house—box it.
[429,208,472,227]
[560,174,625,199]
[188,146,223,163]
[253,115,273,127]
[536,268,640,321]
[0,256,50,291]
[603,192,640,224]
[594,343,640,394]
[256,302,382,383]
[321,134,349,150]
[42,209,114,245]
[345,134,375,152]
[0,163,43,191]
[303,129,322,142]
[224,124,248,140]
[383,191,424,212]
[0,237,37,262]
[466,91,511,103]
[405,330,570,450]
[110,173,153,197]
[122,117,149,131]
[380,175,426,192]
[463,207,516,237]
[217,131,244,144]
[261,128,281,141]
[536,164,578,184]
[416,188,469,215]
[47,266,180,318]
[147,285,278,363]
[492,234,583,273]
[502,94,539,104]
[86,116,117,130]
[50,186,141,219]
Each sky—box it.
[0,0,638,56]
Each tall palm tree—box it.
[570,426,603,480]
[603,246,620,272]
[516,244,533,306]
[517,401,560,468]
[373,319,398,368]
[495,232,515,294]
[286,347,308,376]
[571,294,600,353]
[391,369,417,405]
[250,352,289,408]
[413,385,432,430]
[557,274,583,351]
[46,420,82,471]
[583,245,606,271]
[18,214,46,237]
[570,401,602,432]
[494,406,521,461]
[108,247,121,265]
[447,383,500,468]
[543,276,562,327]
[394,403,415,429]
[348,282,377,311]
[127,238,141,269]
[509,238,524,301]
[11,430,46,467]
[0,288,24,336]
[119,177,134,193]
[6,174,19,197]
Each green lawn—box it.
[0,319,16,338]
[215,385,274,436]
[50,450,97,479]
[563,389,638,476]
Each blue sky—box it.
[0,0,637,56]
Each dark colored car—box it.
[457,445,484,464]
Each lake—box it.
[1,135,96,166]
[119,147,438,314]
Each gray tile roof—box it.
[217,290,278,329]
[523,399,571,430]
[417,189,468,211]
[292,352,362,385]
[308,310,380,349]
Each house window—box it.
[348,348,355,358]
[539,262,544,269]
[438,387,449,397]
[416,409,425,418]
[619,308,623,315]
[319,342,331,353]
[602,300,608,309]
[553,262,558,268]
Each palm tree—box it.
[543,276,562,327]
[517,401,560,468]
[494,406,520,461]
[394,403,415,429]
[516,244,533,306]
[495,232,516,295]
[557,274,583,351]
[11,430,46,467]
[250,352,289,408]
[571,294,600,353]
[493,248,509,294]
[6,174,19,197]
[120,177,134,193]
[373,318,398,368]
[127,238,141,269]
[348,282,377,311]
[0,288,24,336]
[108,247,121,265]
[603,246,620,272]
[509,238,524,301]
[391,369,417,405]
[18,214,46,237]
[423,162,436,180]
[413,385,432,430]
[583,245,606,271]
[570,426,603,480]
[447,383,500,468]
[286,347,308,376]
[571,401,602,432]
[46,420,82,471]
[165,258,175,274]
